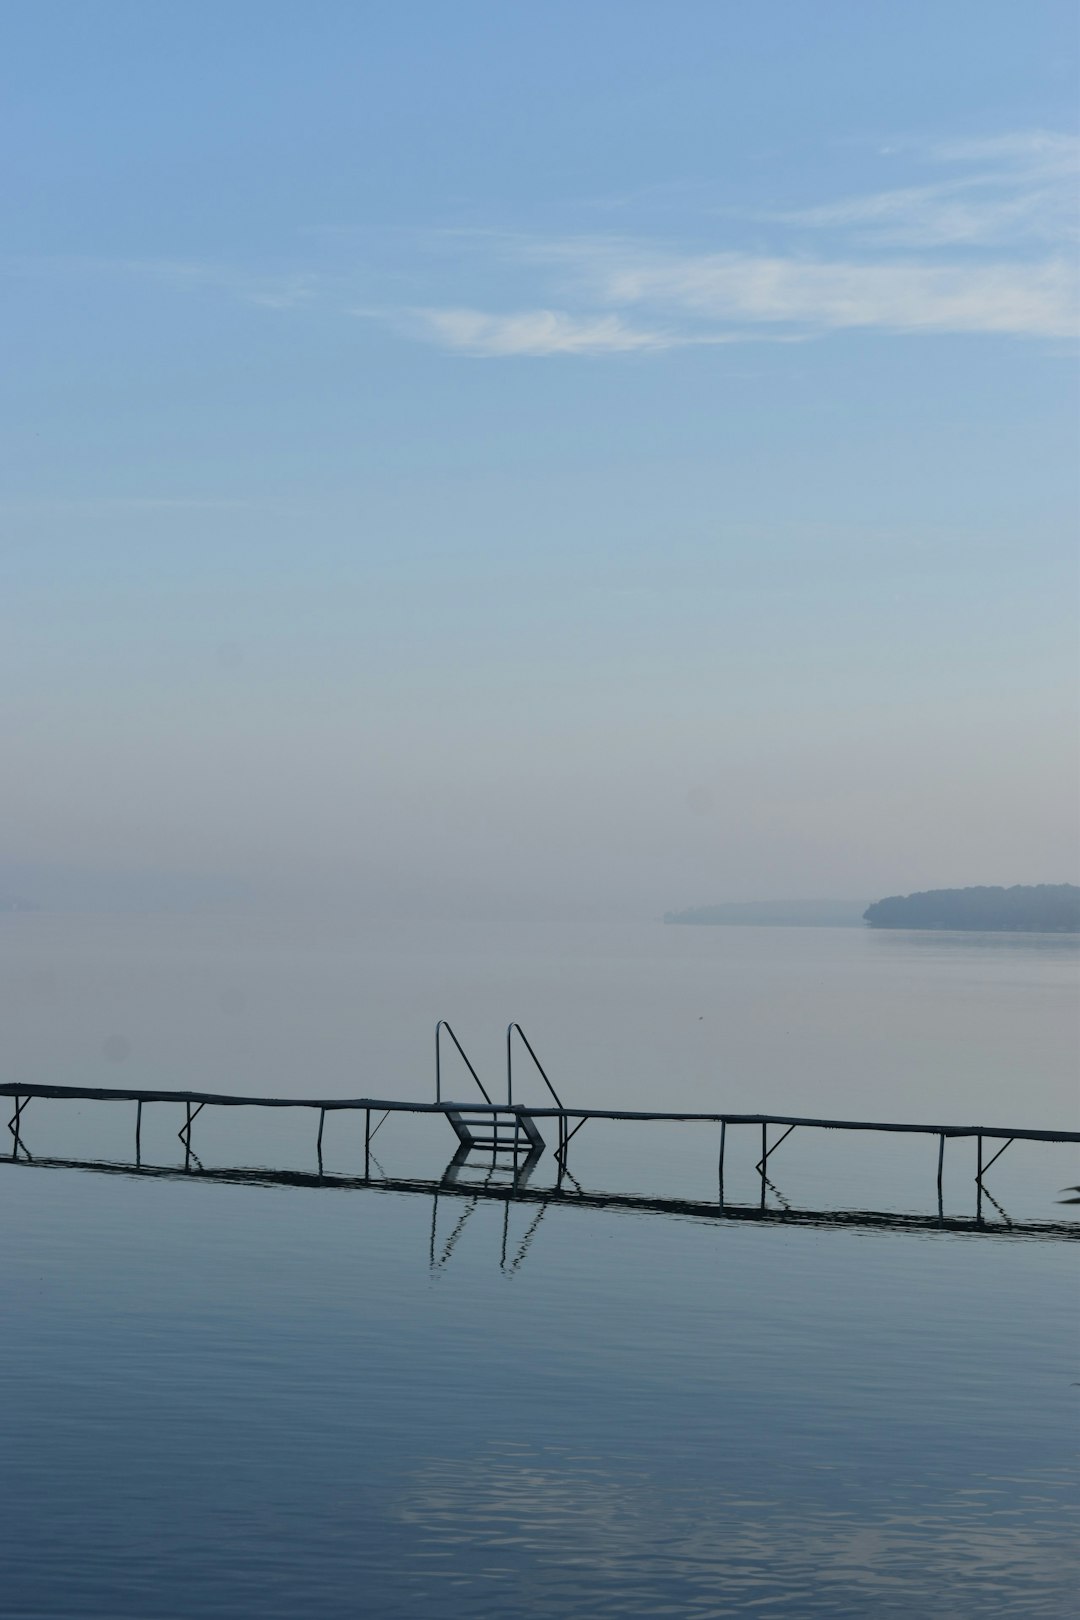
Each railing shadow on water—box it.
[3,1140,1076,1281]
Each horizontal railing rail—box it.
[3,1083,1075,1144]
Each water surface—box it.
[2,915,1077,1616]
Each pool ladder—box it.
[445,1107,545,1157]
[435,1020,564,1159]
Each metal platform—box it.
[3,1020,1078,1213]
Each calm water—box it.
[1,913,1077,1617]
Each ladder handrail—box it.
[506,1023,564,1109]
[435,1021,492,1105]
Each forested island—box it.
[863,885,1080,933]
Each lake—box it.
[1,912,1077,1617]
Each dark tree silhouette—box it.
[863,885,1080,933]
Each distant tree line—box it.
[863,885,1080,933]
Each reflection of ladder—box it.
[445,1108,545,1157]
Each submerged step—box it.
[445,1108,545,1156]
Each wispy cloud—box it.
[766,131,1080,248]
[11,132,1075,356]
[382,306,680,356]
[385,249,1075,354]
[927,130,1077,166]
[594,251,1076,337]
[380,132,1078,354]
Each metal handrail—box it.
[435,1020,492,1105]
[506,1023,564,1109]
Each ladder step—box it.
[468,1141,534,1153]
[445,1106,546,1157]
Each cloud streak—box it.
[13,131,1075,356]
[397,250,1076,355]
[397,130,1079,354]
[596,251,1076,337]
[768,131,1080,248]
[398,306,677,356]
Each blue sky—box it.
[2,3,1077,915]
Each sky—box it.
[1,1,1077,918]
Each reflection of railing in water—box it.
[2,1152,1077,1265]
